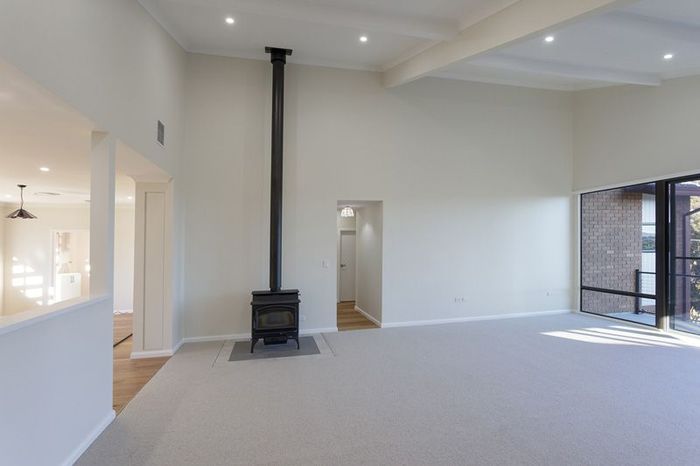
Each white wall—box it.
[574,75,700,191]
[0,0,186,344]
[183,54,574,337]
[0,297,113,466]
[355,203,383,323]
[1,204,135,316]
[0,0,185,178]
[2,205,90,315]
[0,3,182,462]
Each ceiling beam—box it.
[382,0,636,87]
[471,54,661,86]
[156,0,457,41]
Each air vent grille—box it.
[157,120,165,146]
[34,191,61,197]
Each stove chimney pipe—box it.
[265,47,292,292]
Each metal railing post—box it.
[634,269,641,314]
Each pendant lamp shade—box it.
[6,184,37,219]
[340,206,354,218]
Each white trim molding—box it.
[302,327,339,335]
[182,333,250,344]
[354,305,382,327]
[130,338,183,359]
[181,312,576,344]
[130,349,175,359]
[381,309,573,329]
[61,409,115,466]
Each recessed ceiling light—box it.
[664,53,674,60]
[4,194,11,198]
[39,167,50,172]
[359,35,368,43]
[225,16,235,25]
[544,35,555,43]
[127,196,133,201]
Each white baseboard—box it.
[301,327,338,335]
[130,339,184,359]
[381,309,573,329]
[172,338,183,354]
[61,409,115,466]
[181,327,338,344]
[131,348,175,359]
[180,311,574,343]
[183,333,250,343]
[354,305,382,327]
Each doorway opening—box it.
[112,179,136,348]
[52,229,90,303]
[113,143,173,414]
[336,201,383,331]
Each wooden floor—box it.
[113,312,133,346]
[113,336,169,414]
[337,301,379,331]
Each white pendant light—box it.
[340,206,354,218]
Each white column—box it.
[90,131,116,299]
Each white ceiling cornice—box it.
[139,0,192,50]
[187,47,382,72]
[146,0,459,41]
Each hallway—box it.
[337,301,378,331]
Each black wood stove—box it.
[251,290,299,351]
[250,46,300,353]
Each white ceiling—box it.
[140,0,700,90]
[438,0,700,90]
[0,61,168,206]
[138,0,517,70]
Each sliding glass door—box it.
[580,183,658,325]
[669,179,700,335]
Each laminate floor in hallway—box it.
[337,301,378,331]
[113,337,169,414]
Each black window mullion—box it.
[655,180,669,330]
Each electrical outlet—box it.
[300,314,307,321]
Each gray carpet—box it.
[78,313,700,465]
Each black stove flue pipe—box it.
[265,47,292,292]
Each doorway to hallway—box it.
[336,201,383,331]
[337,301,377,331]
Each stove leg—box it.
[250,338,259,353]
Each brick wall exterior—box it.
[581,189,643,314]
